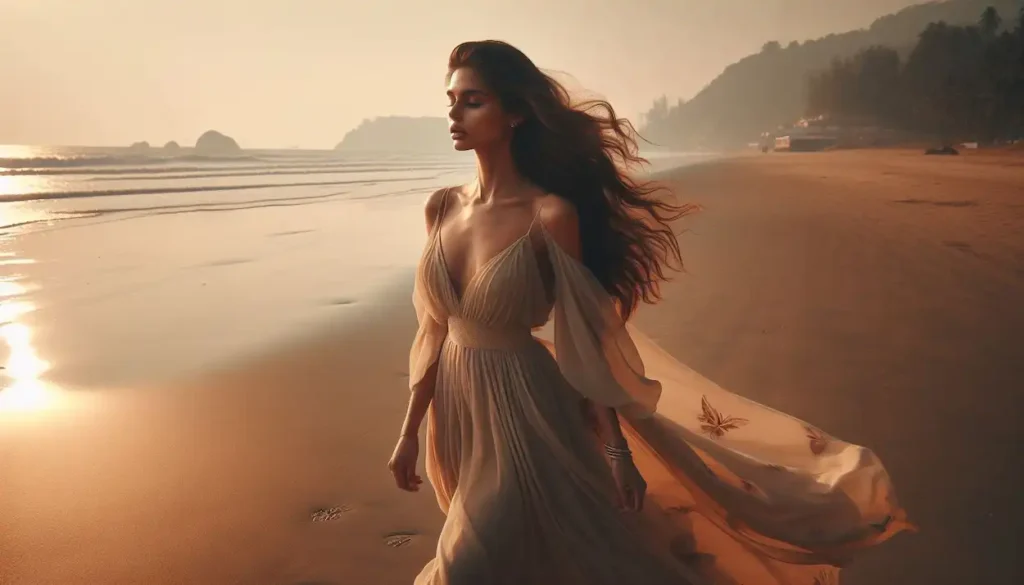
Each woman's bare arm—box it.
[400,362,438,437]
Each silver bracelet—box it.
[604,443,632,460]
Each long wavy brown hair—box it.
[447,40,698,319]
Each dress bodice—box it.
[415,209,553,347]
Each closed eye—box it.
[446,88,488,108]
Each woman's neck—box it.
[472,142,526,204]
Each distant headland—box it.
[334,116,451,154]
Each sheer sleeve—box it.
[408,275,448,392]
[541,228,661,419]
[538,218,914,576]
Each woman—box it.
[388,40,911,585]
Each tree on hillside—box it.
[644,96,670,128]
[980,6,1002,36]
[904,22,987,140]
[805,6,1024,144]
[807,47,902,125]
[638,96,686,147]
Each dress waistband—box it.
[447,317,534,350]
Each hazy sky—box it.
[1,0,928,149]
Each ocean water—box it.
[0,145,477,230]
[0,145,478,403]
[0,144,707,410]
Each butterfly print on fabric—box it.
[698,396,750,439]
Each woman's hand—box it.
[610,457,647,511]
[387,434,422,492]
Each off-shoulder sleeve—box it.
[408,276,448,392]
[542,229,661,419]
[539,223,914,574]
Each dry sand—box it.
[2,149,1022,585]
[637,149,1024,585]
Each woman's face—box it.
[446,67,518,152]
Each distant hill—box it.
[640,0,1023,150]
[334,116,451,153]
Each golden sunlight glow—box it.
[0,322,54,413]
[0,276,57,415]
[1,144,46,218]
[0,254,37,267]
[0,175,20,199]
[0,279,23,298]
[0,176,52,228]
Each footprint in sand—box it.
[384,530,419,548]
[310,505,353,522]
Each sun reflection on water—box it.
[0,272,58,415]
[1,175,15,198]
[1,155,53,227]
[0,175,22,199]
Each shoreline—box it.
[1,149,713,394]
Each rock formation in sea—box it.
[195,130,241,154]
[334,116,451,153]
[164,140,181,152]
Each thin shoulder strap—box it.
[527,200,545,235]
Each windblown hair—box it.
[448,40,697,319]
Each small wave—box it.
[0,175,442,203]
[4,183,435,234]
[50,190,352,217]
[0,218,52,231]
[0,153,264,170]
[2,160,471,178]
[94,164,472,182]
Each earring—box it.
[510,121,517,128]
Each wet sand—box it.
[2,149,1022,584]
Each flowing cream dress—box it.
[409,192,911,585]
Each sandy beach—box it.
[2,148,1022,585]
